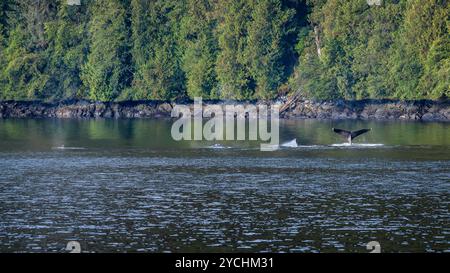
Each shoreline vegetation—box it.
[0,99,449,121]
[0,1,448,103]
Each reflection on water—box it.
[0,119,449,252]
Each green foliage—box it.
[246,0,295,99]
[419,37,450,98]
[45,1,90,99]
[295,34,340,99]
[179,0,219,99]
[0,0,57,100]
[81,0,131,101]
[291,0,449,100]
[130,0,185,100]
[0,0,16,38]
[390,0,449,99]
[215,0,253,99]
[0,0,448,101]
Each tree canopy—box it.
[0,0,448,101]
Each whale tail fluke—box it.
[332,128,371,144]
[350,129,371,139]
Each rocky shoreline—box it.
[0,99,449,121]
[282,99,450,121]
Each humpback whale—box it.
[332,128,371,145]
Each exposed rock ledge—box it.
[282,99,450,121]
[0,99,449,121]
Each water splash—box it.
[331,143,384,148]
[52,146,86,150]
[207,144,232,149]
[281,139,298,148]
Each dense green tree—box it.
[0,0,16,38]
[215,0,254,99]
[81,0,131,101]
[0,0,57,100]
[388,0,449,99]
[179,0,219,99]
[419,37,450,98]
[130,0,185,100]
[0,0,448,101]
[44,1,90,99]
[291,0,448,100]
[245,0,295,99]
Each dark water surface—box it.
[0,119,449,253]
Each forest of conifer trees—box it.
[0,0,448,102]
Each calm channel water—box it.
[0,119,448,253]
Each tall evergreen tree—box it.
[0,0,57,100]
[0,0,447,101]
[0,0,16,38]
[44,0,90,99]
[130,0,185,100]
[179,0,219,99]
[216,0,253,99]
[388,0,449,99]
[81,0,131,101]
[246,0,294,99]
